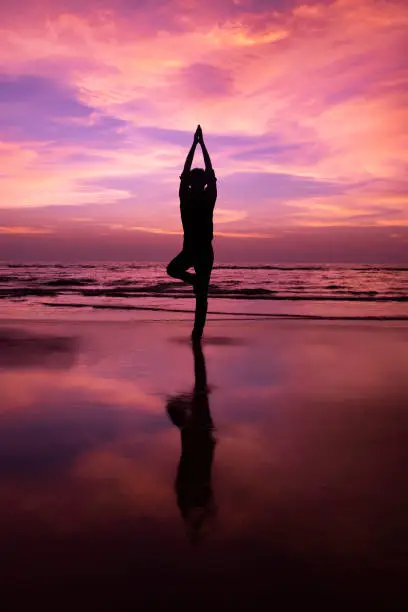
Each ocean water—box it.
[1,262,407,320]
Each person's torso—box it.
[180,190,215,248]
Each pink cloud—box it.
[0,0,407,260]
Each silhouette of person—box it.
[166,340,217,544]
[167,125,217,340]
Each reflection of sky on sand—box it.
[1,320,407,607]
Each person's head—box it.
[189,168,206,191]
[166,394,192,430]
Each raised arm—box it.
[198,129,213,173]
[182,133,199,177]
[194,125,213,173]
[197,125,217,203]
[180,130,199,198]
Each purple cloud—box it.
[0,74,89,115]
[223,171,344,202]
[0,74,128,147]
[178,63,235,98]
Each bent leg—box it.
[192,248,214,338]
[167,251,196,285]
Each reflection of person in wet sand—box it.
[166,340,216,544]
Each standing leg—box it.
[192,247,214,339]
[167,250,195,285]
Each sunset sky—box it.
[0,0,407,262]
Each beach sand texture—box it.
[1,318,407,610]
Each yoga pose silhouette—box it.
[167,125,217,340]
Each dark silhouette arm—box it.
[197,128,217,205]
[196,125,214,174]
[180,131,200,199]
[182,138,198,177]
[200,139,213,173]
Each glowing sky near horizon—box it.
[0,0,407,261]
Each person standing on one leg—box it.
[167,125,217,340]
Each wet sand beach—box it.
[1,318,407,610]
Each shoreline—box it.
[2,296,408,322]
[1,305,408,322]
